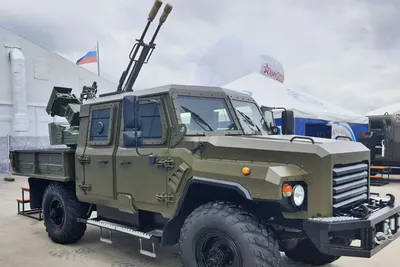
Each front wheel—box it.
[42,183,89,244]
[178,201,283,267]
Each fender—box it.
[161,176,253,246]
[173,176,253,217]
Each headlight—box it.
[291,185,305,207]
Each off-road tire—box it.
[42,183,89,244]
[178,201,282,267]
[284,238,349,266]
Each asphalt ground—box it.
[1,175,400,267]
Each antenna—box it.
[116,0,173,93]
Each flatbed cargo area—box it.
[9,148,76,181]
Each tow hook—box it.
[386,194,396,207]
[374,219,396,245]
[370,193,396,208]
[374,231,394,245]
[350,204,371,219]
[374,232,388,245]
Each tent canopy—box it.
[223,72,368,124]
[182,35,285,87]
[365,102,400,117]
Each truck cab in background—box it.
[360,113,400,168]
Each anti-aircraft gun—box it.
[45,0,173,147]
[106,0,173,95]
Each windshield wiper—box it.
[180,106,213,131]
[236,109,261,132]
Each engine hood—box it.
[249,134,369,156]
[178,134,370,218]
[189,134,369,159]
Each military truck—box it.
[8,1,400,266]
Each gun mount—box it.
[80,81,98,102]
[46,83,98,147]
[113,0,173,94]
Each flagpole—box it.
[96,40,101,76]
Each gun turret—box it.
[46,83,97,147]
[116,0,173,93]
[46,86,81,121]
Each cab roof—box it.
[84,84,255,105]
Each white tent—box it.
[365,102,400,117]
[183,35,285,87]
[223,72,368,124]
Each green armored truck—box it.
[8,1,400,266]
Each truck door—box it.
[115,96,169,213]
[81,102,119,199]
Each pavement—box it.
[1,175,400,267]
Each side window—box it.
[122,99,166,147]
[137,102,163,139]
[88,104,115,146]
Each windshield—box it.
[176,96,238,132]
[231,100,269,135]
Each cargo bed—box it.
[9,148,76,182]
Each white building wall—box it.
[0,26,117,173]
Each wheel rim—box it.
[49,198,64,228]
[195,230,242,267]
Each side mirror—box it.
[122,95,143,147]
[281,110,294,135]
[122,95,137,128]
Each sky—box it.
[0,0,400,115]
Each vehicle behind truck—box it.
[360,113,400,168]
[8,1,400,266]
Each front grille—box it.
[332,162,369,211]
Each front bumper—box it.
[303,196,400,258]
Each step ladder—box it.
[16,186,42,221]
[82,218,161,258]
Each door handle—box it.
[119,161,132,165]
[97,160,108,164]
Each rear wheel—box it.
[178,201,283,267]
[42,183,89,244]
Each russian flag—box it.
[76,50,97,65]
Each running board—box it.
[81,218,158,258]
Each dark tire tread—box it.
[42,183,88,244]
[178,201,283,267]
